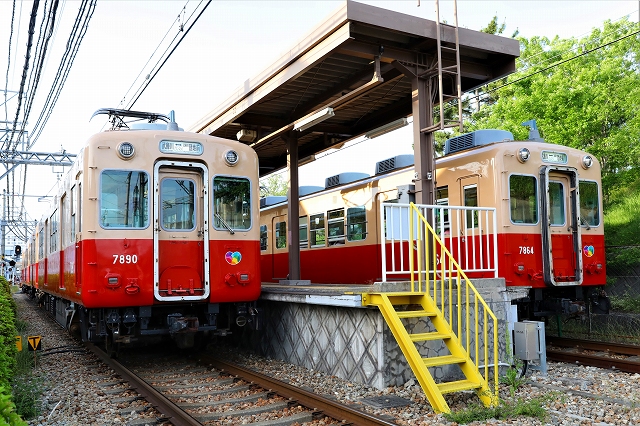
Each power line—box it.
[127,0,212,109]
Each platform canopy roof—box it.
[191,1,519,176]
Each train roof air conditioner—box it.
[375,154,414,175]
[325,172,369,189]
[445,129,514,155]
[299,186,323,197]
[260,196,287,208]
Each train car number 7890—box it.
[519,246,534,255]
[113,254,138,264]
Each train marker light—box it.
[517,148,530,163]
[225,150,239,166]
[582,155,594,169]
[117,142,135,159]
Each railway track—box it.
[90,344,397,426]
[546,336,640,373]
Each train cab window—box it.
[161,178,196,230]
[310,213,326,247]
[347,207,367,241]
[213,176,251,231]
[509,175,538,224]
[463,185,478,228]
[100,170,149,228]
[327,209,345,245]
[549,181,565,225]
[579,181,600,226]
[260,225,268,251]
[275,221,287,249]
[299,216,308,248]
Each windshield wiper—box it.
[215,213,235,235]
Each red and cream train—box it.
[259,128,608,317]
[21,109,261,349]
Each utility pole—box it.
[1,190,5,277]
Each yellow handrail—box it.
[408,202,499,398]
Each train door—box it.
[539,166,582,286]
[459,176,479,269]
[153,161,209,301]
[270,215,288,280]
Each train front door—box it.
[539,166,582,286]
[153,161,210,301]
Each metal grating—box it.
[446,132,474,154]
[376,158,396,175]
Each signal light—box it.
[14,245,21,256]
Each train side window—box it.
[327,209,345,245]
[260,225,268,251]
[310,213,326,247]
[509,175,538,224]
[275,221,287,249]
[70,185,76,241]
[299,216,308,248]
[463,184,478,228]
[49,210,58,253]
[579,180,600,226]
[38,226,44,258]
[549,181,565,226]
[100,170,149,228]
[347,206,367,241]
[436,186,449,233]
[213,176,251,231]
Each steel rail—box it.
[546,349,640,374]
[547,337,640,356]
[203,357,396,426]
[84,343,202,426]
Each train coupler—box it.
[167,314,199,334]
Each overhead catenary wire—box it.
[126,0,212,110]
[3,0,17,127]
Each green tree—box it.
[468,18,640,198]
[259,173,288,197]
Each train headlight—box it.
[517,148,530,163]
[117,142,135,160]
[581,155,594,169]
[224,150,239,166]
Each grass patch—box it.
[11,374,42,420]
[609,295,640,314]
[444,392,555,423]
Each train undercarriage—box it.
[514,285,610,321]
[24,287,261,353]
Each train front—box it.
[78,113,261,349]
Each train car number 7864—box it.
[519,246,534,255]
[113,254,138,264]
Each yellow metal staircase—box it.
[362,203,499,413]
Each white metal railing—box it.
[380,202,498,282]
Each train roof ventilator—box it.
[445,129,514,155]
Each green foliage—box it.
[0,387,26,426]
[0,280,17,391]
[260,173,288,197]
[468,18,640,198]
[609,295,640,313]
[443,397,547,423]
[11,375,41,421]
[502,361,528,397]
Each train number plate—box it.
[519,246,534,255]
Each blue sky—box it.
[0,0,638,224]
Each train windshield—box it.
[100,170,149,228]
[212,176,251,230]
[579,181,600,226]
[509,175,538,224]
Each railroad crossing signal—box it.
[27,336,42,351]
[15,336,22,352]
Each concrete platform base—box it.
[243,280,528,390]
